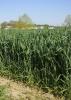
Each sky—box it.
[0,0,71,25]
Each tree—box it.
[64,15,71,26]
[1,21,8,28]
[19,14,33,24]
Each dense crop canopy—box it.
[0,28,71,98]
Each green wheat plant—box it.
[0,28,71,99]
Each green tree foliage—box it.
[1,22,8,29]
[64,15,71,26]
[19,14,33,24]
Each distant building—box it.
[48,26,54,29]
[33,24,48,29]
[4,26,12,30]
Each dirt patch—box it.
[0,76,64,100]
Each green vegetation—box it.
[0,28,71,99]
[1,14,34,29]
[19,14,33,24]
[0,85,11,100]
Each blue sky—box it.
[0,0,71,25]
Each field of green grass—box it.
[0,28,71,99]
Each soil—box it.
[0,76,64,100]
